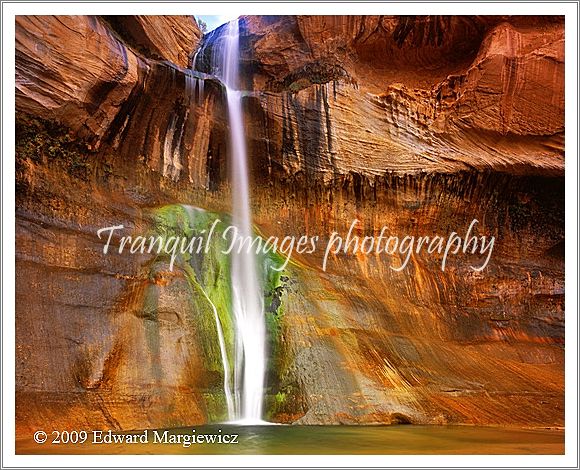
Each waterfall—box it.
[196,19,266,423]
[182,205,235,420]
[221,19,266,424]
[200,285,236,419]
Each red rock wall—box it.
[15,15,565,431]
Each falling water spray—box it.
[200,19,266,423]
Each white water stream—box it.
[193,19,266,423]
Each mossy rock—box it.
[16,114,92,180]
[144,204,289,422]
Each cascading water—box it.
[181,205,235,420]
[195,19,266,423]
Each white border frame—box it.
[2,2,578,468]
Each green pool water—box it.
[16,424,564,455]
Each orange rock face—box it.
[15,15,564,432]
[227,15,564,179]
[103,15,202,67]
[16,16,140,143]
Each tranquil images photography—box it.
[13,13,566,457]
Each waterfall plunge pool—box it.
[16,424,563,454]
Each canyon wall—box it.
[15,15,564,433]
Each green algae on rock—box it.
[145,204,289,421]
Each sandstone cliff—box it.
[15,15,564,433]
[104,15,201,67]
